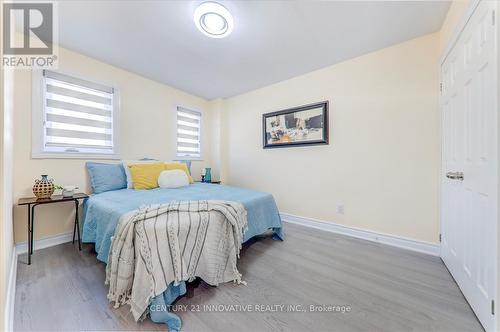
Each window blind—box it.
[176,106,201,158]
[42,70,115,154]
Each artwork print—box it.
[263,101,329,148]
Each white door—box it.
[441,1,498,331]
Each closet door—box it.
[440,1,498,331]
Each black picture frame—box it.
[262,101,329,149]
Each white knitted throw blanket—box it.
[105,200,248,321]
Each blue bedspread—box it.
[82,183,283,331]
[82,183,283,262]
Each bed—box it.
[81,182,283,331]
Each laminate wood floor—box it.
[14,223,483,331]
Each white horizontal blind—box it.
[42,70,115,155]
[177,106,201,158]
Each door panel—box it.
[440,1,498,331]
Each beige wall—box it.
[439,0,472,55]
[12,46,212,243]
[222,33,440,243]
[206,98,225,182]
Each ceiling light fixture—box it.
[194,2,233,38]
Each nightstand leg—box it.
[30,204,35,255]
[72,213,76,244]
[74,199,81,251]
[27,205,31,265]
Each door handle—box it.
[446,171,464,180]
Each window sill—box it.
[174,157,204,162]
[31,152,121,160]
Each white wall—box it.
[497,3,500,331]
[1,66,15,330]
[221,33,440,244]
[1,3,15,327]
[12,45,212,243]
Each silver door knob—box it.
[446,171,464,180]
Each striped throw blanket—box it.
[105,200,248,321]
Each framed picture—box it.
[262,101,329,149]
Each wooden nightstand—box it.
[18,193,89,265]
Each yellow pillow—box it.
[164,162,193,183]
[128,163,165,189]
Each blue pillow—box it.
[86,162,127,194]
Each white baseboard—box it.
[281,213,440,256]
[15,232,73,255]
[4,248,17,332]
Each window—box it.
[176,106,201,159]
[32,70,119,158]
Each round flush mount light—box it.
[194,2,233,38]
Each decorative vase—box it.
[204,168,212,183]
[33,175,54,199]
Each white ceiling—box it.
[57,1,451,100]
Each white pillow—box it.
[158,170,189,189]
[122,159,168,189]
